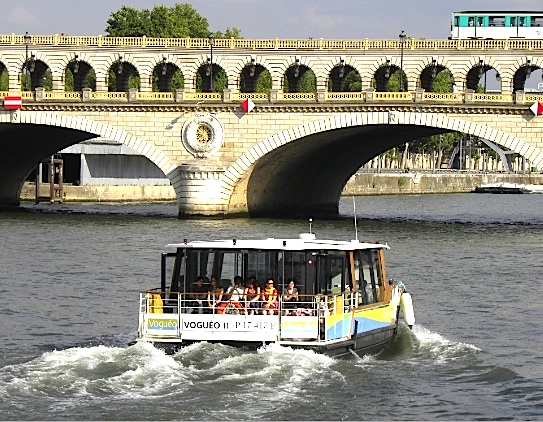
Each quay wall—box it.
[342,172,543,196]
[20,172,543,202]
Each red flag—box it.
[241,98,255,113]
[529,101,543,116]
[3,96,22,110]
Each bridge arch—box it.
[223,112,542,217]
[0,112,176,208]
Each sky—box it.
[2,0,543,39]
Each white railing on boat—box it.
[138,291,365,344]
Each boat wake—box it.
[0,327,529,420]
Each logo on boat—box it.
[147,318,178,330]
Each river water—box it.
[1,193,542,420]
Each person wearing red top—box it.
[261,278,278,315]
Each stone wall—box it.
[20,172,543,202]
[342,172,543,196]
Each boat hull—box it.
[138,324,398,358]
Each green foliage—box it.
[65,68,74,91]
[105,3,238,38]
[387,70,407,92]
[410,132,461,154]
[172,70,184,91]
[433,70,453,93]
[344,70,361,91]
[300,70,316,92]
[195,69,226,92]
[0,68,8,90]
[44,69,52,91]
[213,69,227,92]
[256,70,271,92]
[86,69,96,90]
[214,27,243,39]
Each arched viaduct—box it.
[1,35,543,217]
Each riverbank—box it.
[19,172,543,202]
[342,171,543,195]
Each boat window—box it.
[163,251,184,293]
[185,249,293,290]
[354,250,380,304]
[246,250,283,284]
[283,251,308,294]
[316,253,345,294]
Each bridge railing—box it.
[2,33,543,51]
[0,89,540,106]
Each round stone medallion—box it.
[181,113,224,158]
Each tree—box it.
[433,70,454,93]
[0,68,7,90]
[105,3,231,38]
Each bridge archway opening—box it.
[66,59,95,91]
[328,64,359,92]
[466,64,500,92]
[243,124,447,218]
[239,63,268,92]
[524,68,543,93]
[0,123,97,208]
[152,61,183,92]
[513,64,542,93]
[24,58,49,90]
[197,62,224,92]
[420,64,448,92]
[284,63,313,92]
[108,62,139,92]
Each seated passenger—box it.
[282,278,299,315]
[223,276,245,313]
[261,278,278,315]
[188,276,208,314]
[244,278,260,315]
[206,276,223,313]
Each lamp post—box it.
[208,34,214,92]
[23,32,30,91]
[399,30,406,92]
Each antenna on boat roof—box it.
[352,196,359,241]
[308,218,313,234]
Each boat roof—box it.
[166,233,390,252]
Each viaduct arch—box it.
[224,111,539,217]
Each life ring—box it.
[217,301,244,314]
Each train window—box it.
[468,17,474,26]
[519,17,526,27]
[510,17,517,27]
[531,17,543,27]
[489,16,505,27]
[477,17,484,27]
[454,16,459,27]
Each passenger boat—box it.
[135,230,415,357]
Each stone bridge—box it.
[0,35,542,217]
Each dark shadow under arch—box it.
[246,125,446,217]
